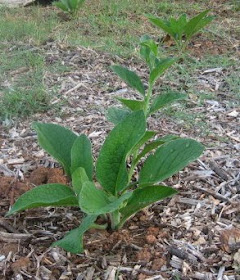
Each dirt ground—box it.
[0,4,240,279]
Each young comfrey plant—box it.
[107,35,187,124]
[6,40,204,254]
[53,0,86,17]
[146,10,214,52]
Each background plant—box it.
[53,0,86,17]
[6,39,204,254]
[147,10,214,52]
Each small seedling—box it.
[6,39,204,254]
[53,0,86,17]
[147,10,214,52]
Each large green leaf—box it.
[69,0,78,10]
[139,138,204,186]
[184,10,212,39]
[71,134,93,180]
[111,65,145,96]
[79,181,132,215]
[134,135,179,165]
[120,185,177,226]
[189,16,214,37]
[147,14,176,38]
[72,167,89,195]
[6,184,78,216]
[96,111,146,195]
[149,92,187,115]
[117,98,145,111]
[53,215,97,253]
[53,1,69,12]
[131,130,157,154]
[149,58,176,85]
[32,122,77,177]
[106,107,130,125]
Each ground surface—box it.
[0,0,240,279]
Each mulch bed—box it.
[0,38,239,279]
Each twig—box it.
[168,246,198,265]
[0,231,32,242]
[192,185,231,203]
[0,219,19,233]
[209,161,230,181]
[217,266,225,280]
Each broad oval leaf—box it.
[106,107,130,125]
[111,65,145,96]
[139,138,204,186]
[120,185,177,227]
[117,98,145,111]
[72,167,89,195]
[6,184,78,216]
[71,134,93,180]
[32,122,77,177]
[96,111,146,194]
[149,58,176,85]
[149,92,187,115]
[52,214,97,254]
[133,135,179,166]
[79,181,132,215]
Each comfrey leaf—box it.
[149,92,187,115]
[71,134,93,180]
[106,107,130,125]
[120,185,177,227]
[117,98,145,111]
[32,122,77,177]
[79,181,132,215]
[111,65,145,96]
[139,138,204,186]
[149,58,176,85]
[184,10,213,39]
[133,135,180,166]
[72,167,89,195]
[6,184,78,216]
[96,111,146,195]
[53,214,97,253]
[147,14,176,38]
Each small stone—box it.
[147,227,159,236]
[136,248,151,262]
[145,234,157,244]
[151,257,166,270]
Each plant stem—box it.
[90,223,108,230]
[143,84,153,116]
[110,210,121,230]
[128,83,153,181]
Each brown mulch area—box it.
[0,34,240,280]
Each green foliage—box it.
[110,65,145,96]
[53,0,86,17]
[6,184,78,216]
[6,38,204,254]
[32,122,78,177]
[147,10,214,52]
[7,110,203,252]
[107,36,186,124]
